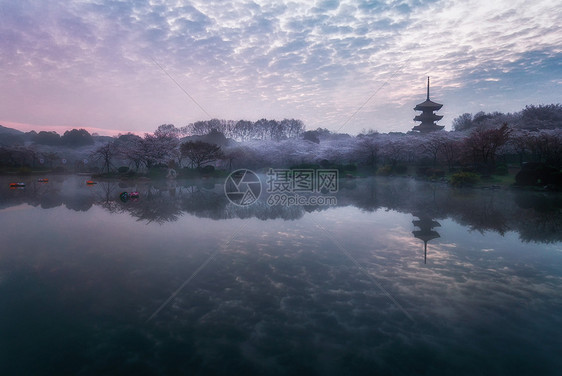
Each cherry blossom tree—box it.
[463,123,512,172]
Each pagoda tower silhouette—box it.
[412,77,444,132]
[412,215,441,264]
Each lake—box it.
[1,175,561,375]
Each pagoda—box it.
[412,215,441,264]
[412,77,444,132]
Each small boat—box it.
[129,192,139,199]
[9,182,26,188]
[86,180,97,185]
[38,178,49,183]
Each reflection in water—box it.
[2,175,561,243]
[412,215,441,264]
[1,176,562,375]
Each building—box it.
[412,215,441,264]
[412,77,444,132]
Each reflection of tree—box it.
[340,179,380,212]
[65,196,93,211]
[449,191,509,235]
[120,184,183,224]
[340,178,561,244]
[181,185,229,220]
[3,176,561,244]
[513,193,562,243]
[93,181,122,214]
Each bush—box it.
[147,167,167,179]
[515,163,561,187]
[495,164,509,176]
[180,168,199,178]
[199,165,215,174]
[377,165,393,176]
[19,166,32,175]
[394,165,408,174]
[450,172,479,187]
[344,164,357,171]
[416,167,444,178]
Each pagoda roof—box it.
[412,124,445,132]
[414,113,443,122]
[412,219,441,229]
[413,230,440,243]
[414,99,443,111]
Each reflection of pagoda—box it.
[412,77,444,133]
[412,215,441,264]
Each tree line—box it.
[452,104,562,132]
[179,118,305,141]
[1,105,561,181]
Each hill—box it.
[0,125,24,135]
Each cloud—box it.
[0,0,560,134]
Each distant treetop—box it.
[61,128,94,147]
[452,104,562,131]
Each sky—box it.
[1,0,560,136]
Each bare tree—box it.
[91,141,116,174]
[180,141,224,168]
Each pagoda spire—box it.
[412,76,444,133]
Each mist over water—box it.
[1,176,561,375]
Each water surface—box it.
[1,176,561,375]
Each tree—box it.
[91,141,116,174]
[441,138,462,171]
[140,133,177,169]
[0,133,24,146]
[452,113,473,131]
[223,146,249,171]
[509,130,532,166]
[355,135,380,169]
[419,134,446,165]
[184,118,305,141]
[40,151,60,169]
[463,123,512,173]
[115,133,144,171]
[380,137,407,167]
[233,120,254,141]
[0,146,35,167]
[303,130,320,143]
[154,124,179,139]
[525,129,562,168]
[34,131,61,145]
[61,129,94,147]
[521,104,562,129]
[180,141,224,168]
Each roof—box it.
[414,99,443,111]
[412,124,445,132]
[414,113,443,122]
